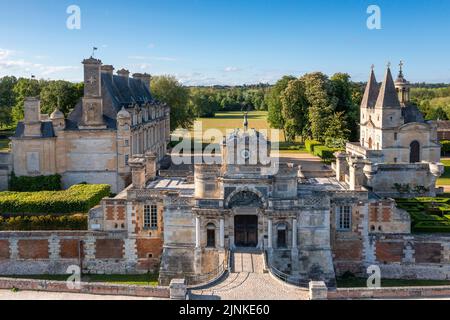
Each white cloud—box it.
[0,48,79,79]
[224,66,241,72]
[128,55,177,62]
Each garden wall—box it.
[334,233,450,280]
[0,231,162,275]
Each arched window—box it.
[277,223,287,248]
[368,137,373,149]
[206,223,216,248]
[409,140,420,163]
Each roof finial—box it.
[371,64,375,71]
[387,61,391,69]
[398,60,404,77]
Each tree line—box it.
[410,86,450,121]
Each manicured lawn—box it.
[337,277,450,288]
[181,111,287,143]
[437,159,450,185]
[2,273,159,286]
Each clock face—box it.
[241,149,250,160]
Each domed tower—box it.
[117,106,132,188]
[394,60,410,104]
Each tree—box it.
[280,79,309,142]
[0,76,17,128]
[300,72,336,141]
[266,75,296,140]
[426,106,449,120]
[323,111,351,149]
[189,89,220,117]
[40,80,83,115]
[150,75,193,130]
[12,78,43,123]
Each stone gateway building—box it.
[1,64,449,290]
[9,56,170,193]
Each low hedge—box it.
[0,184,110,215]
[313,145,337,161]
[305,140,321,153]
[0,214,87,230]
[9,173,62,192]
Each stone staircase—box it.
[232,249,264,274]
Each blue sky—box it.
[0,0,449,85]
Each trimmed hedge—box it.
[305,140,321,153]
[9,173,61,192]
[0,184,110,215]
[0,214,87,230]
[313,145,337,161]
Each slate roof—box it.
[66,73,156,130]
[360,69,380,108]
[375,67,401,109]
[14,121,56,138]
[402,104,425,124]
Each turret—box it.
[394,60,410,104]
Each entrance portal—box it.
[234,215,258,247]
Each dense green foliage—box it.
[411,86,450,120]
[9,173,61,191]
[305,139,321,153]
[0,214,87,230]
[305,139,338,162]
[0,184,110,215]
[265,72,362,144]
[396,197,450,233]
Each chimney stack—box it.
[23,97,42,137]
[101,65,115,81]
[133,73,152,91]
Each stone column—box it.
[267,218,273,249]
[219,218,225,248]
[292,218,297,249]
[195,216,201,248]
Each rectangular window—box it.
[394,133,398,140]
[144,205,158,229]
[125,154,129,166]
[337,206,351,230]
[124,139,129,147]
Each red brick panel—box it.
[18,240,49,259]
[95,239,124,259]
[369,207,378,222]
[60,239,80,259]
[382,208,391,222]
[117,206,125,220]
[333,240,363,261]
[136,238,163,259]
[0,240,10,259]
[376,241,403,263]
[106,207,114,220]
[415,243,442,263]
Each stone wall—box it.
[0,231,161,275]
[334,233,450,280]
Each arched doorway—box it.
[368,137,372,149]
[409,140,420,163]
[228,190,263,248]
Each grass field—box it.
[3,274,159,286]
[185,110,287,142]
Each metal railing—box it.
[185,250,230,288]
[263,245,305,287]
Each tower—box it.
[394,60,410,104]
[81,57,105,128]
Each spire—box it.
[360,65,380,109]
[375,64,400,108]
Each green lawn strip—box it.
[337,277,450,288]
[2,274,159,286]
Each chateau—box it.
[1,64,449,290]
[9,57,170,193]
